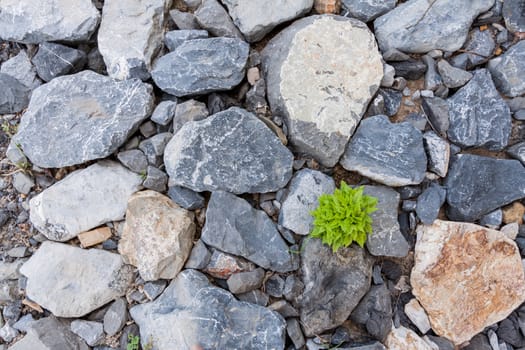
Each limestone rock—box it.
[342,0,396,22]
[404,299,431,334]
[503,0,525,33]
[385,325,434,350]
[488,41,525,97]
[350,284,392,342]
[32,42,86,82]
[423,131,450,177]
[194,0,244,38]
[0,73,31,114]
[164,29,209,51]
[0,51,41,89]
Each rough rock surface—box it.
[31,42,86,82]
[342,0,396,22]
[164,107,293,194]
[350,284,392,341]
[0,73,31,114]
[423,131,450,177]
[0,51,41,89]
[385,325,434,350]
[488,41,525,98]
[164,29,209,51]
[194,0,244,38]
[130,269,286,349]
[20,242,133,318]
[411,220,525,345]
[262,15,383,167]
[503,0,525,33]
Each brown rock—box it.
[314,0,341,14]
[502,202,525,224]
[78,227,112,248]
[385,325,434,350]
[411,220,525,345]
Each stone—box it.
[342,0,396,22]
[0,323,18,342]
[170,9,200,30]
[503,202,525,225]
[314,0,341,13]
[227,268,265,294]
[78,226,112,248]
[139,132,172,166]
[150,100,177,126]
[381,63,395,88]
[404,298,431,334]
[7,247,29,258]
[167,186,205,210]
[459,28,496,68]
[437,59,472,89]
[423,131,450,177]
[222,0,313,42]
[287,318,306,349]
[385,325,434,350]
[130,269,286,349]
[422,55,443,91]
[143,280,167,301]
[29,161,142,241]
[390,59,426,80]
[237,290,269,306]
[262,15,382,167]
[12,314,35,333]
[103,298,127,336]
[165,29,209,51]
[265,275,285,298]
[12,172,34,194]
[373,0,495,54]
[14,70,154,168]
[184,240,211,270]
[0,73,31,114]
[172,99,209,133]
[445,154,525,221]
[488,41,525,97]
[447,69,511,151]
[299,238,373,336]
[340,115,427,187]
[278,169,335,236]
[0,260,26,281]
[463,334,492,350]
[0,0,100,43]
[247,67,260,85]
[497,314,525,348]
[164,107,293,193]
[268,300,299,318]
[480,209,503,229]
[411,220,525,345]
[350,284,392,342]
[508,142,525,166]
[119,190,195,281]
[416,184,446,225]
[378,88,402,117]
[194,0,244,38]
[283,275,304,302]
[0,51,41,89]
[201,191,296,272]
[70,320,104,347]
[139,121,156,138]
[31,42,86,82]
[152,38,249,97]
[20,241,133,317]
[117,150,148,174]
[501,222,520,240]
[421,97,450,138]
[143,166,168,192]
[503,0,525,33]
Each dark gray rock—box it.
[0,73,31,114]
[130,269,286,349]
[488,41,525,97]
[150,100,177,126]
[515,109,525,120]
[143,166,167,192]
[503,0,525,33]
[283,275,304,303]
[287,318,306,349]
[479,209,503,229]
[463,333,492,350]
[227,268,265,294]
[416,183,446,224]
[445,154,525,221]
[172,99,209,133]
[184,240,211,270]
[423,131,450,177]
[117,149,148,174]
[70,320,104,347]
[12,314,35,333]
[497,314,525,348]
[32,42,86,82]
[152,37,249,97]
[350,284,392,342]
[340,115,427,187]
[456,28,496,68]
[426,335,455,350]
[422,55,443,91]
[139,132,172,166]
[437,59,472,88]
[164,107,293,193]
[0,51,41,89]
[194,0,244,38]
[103,298,127,337]
[447,69,511,151]
[389,59,426,80]
[237,290,270,306]
[378,89,402,117]
[265,275,285,298]
[421,96,450,138]
[143,280,167,301]
[405,112,428,131]
[164,29,209,51]
[507,142,525,166]
[170,9,201,30]
[87,48,106,74]
[342,0,396,22]
[269,300,299,318]
[168,186,205,210]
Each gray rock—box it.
[202,191,296,272]
[130,269,286,349]
[299,238,373,337]
[237,290,269,307]
[416,184,446,224]
[164,107,293,193]
[139,132,172,166]
[515,109,525,121]
[437,59,473,88]
[31,42,86,82]
[169,9,201,30]
[447,69,511,151]
[422,55,443,91]
[152,37,249,96]
[265,275,285,298]
[12,172,34,195]
[14,70,154,168]
[143,280,167,300]
[463,333,492,350]
[457,28,496,68]
[488,41,525,97]
[6,140,28,168]
[507,142,525,166]
[389,59,427,80]
[227,268,265,294]
[342,0,396,22]
[340,115,427,187]
[0,260,26,281]
[445,154,525,221]
[268,300,299,318]
[204,248,256,279]
[423,131,450,177]
[378,88,402,117]
[103,298,127,336]
[373,0,495,53]
[479,209,503,229]
[278,169,335,236]
[70,320,104,347]
[0,323,18,342]
[165,29,209,51]
[421,96,450,138]
[0,0,100,43]
[194,0,244,38]
[381,63,395,88]
[262,15,383,167]
[12,314,35,333]
[167,186,205,210]
[184,240,211,269]
[150,100,177,126]
[172,99,209,133]
[0,51,40,89]
[350,284,392,342]
[0,73,31,114]
[20,242,133,317]
[139,121,157,138]
[287,318,306,349]
[283,275,304,303]
[7,247,29,258]
[426,335,455,350]
[503,0,525,33]
[117,149,148,174]
[87,47,106,74]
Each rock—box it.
[150,100,177,126]
[283,275,304,302]
[422,55,443,91]
[416,184,446,225]
[20,241,133,317]
[194,0,244,38]
[389,59,426,80]
[237,290,269,306]
[70,320,104,347]
[204,249,256,279]
[340,115,427,187]
[268,300,299,318]
[445,154,525,221]
[287,318,306,349]
[497,314,525,348]
[29,161,142,241]
[342,0,396,22]
[373,0,495,53]
[265,275,285,298]
[139,121,156,138]
[480,209,503,229]
[421,97,450,138]
[278,169,335,236]
[314,0,341,13]
[447,69,511,151]
[404,299,431,334]
[152,38,249,97]
[119,190,195,281]
[130,269,286,349]
[423,131,450,177]
[165,29,209,51]
[227,268,265,294]
[14,70,154,168]
[143,280,167,300]
[78,226,112,248]
[0,260,25,281]
[0,0,100,43]
[0,51,40,89]
[32,42,86,82]
[167,186,205,210]
[0,323,18,342]
[7,247,29,258]
[172,99,209,133]
[170,9,201,30]
[12,314,35,333]
[456,28,496,69]
[222,0,313,42]
[411,220,525,345]
[164,107,293,193]
[463,333,492,350]
[299,238,373,336]
[139,132,172,166]
[103,298,127,336]
[350,284,392,342]
[201,191,295,272]
[12,172,34,195]
[184,240,211,270]
[0,73,31,114]
[508,142,525,166]
[385,325,434,350]
[262,15,382,167]
[437,59,472,89]
[503,0,525,33]
[503,202,525,225]
[501,222,520,240]
[378,88,402,117]
[381,63,395,87]
[488,41,525,97]
[117,150,148,174]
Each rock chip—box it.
[167,186,205,210]
[404,298,431,334]
[0,73,31,114]
[226,268,265,294]
[103,298,127,336]
[78,226,112,248]
[416,184,446,225]
[0,51,40,89]
[456,28,495,69]
[117,149,148,174]
[503,0,525,33]
[172,99,209,133]
[342,0,396,22]
[150,100,177,126]
[437,59,472,88]
[164,29,209,51]
[32,42,86,82]
[488,41,525,97]
[170,9,200,30]
[385,325,434,350]
[194,0,244,38]
[507,141,525,166]
[184,240,211,270]
[204,250,254,279]
[421,96,450,138]
[262,15,382,167]
[350,284,392,342]
[411,220,525,345]
[70,320,104,346]
[423,131,450,177]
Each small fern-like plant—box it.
[310,182,378,252]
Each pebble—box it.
[11,172,34,194]
[421,97,450,138]
[227,268,265,294]
[70,320,104,347]
[0,73,31,114]
[150,100,177,126]
[103,298,127,337]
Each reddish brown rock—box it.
[502,202,525,224]
[314,0,341,14]
[78,226,112,248]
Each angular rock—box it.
[226,268,265,294]
[287,318,306,349]
[0,73,31,114]
[20,242,133,317]
[70,320,104,347]
[350,284,392,342]
[78,226,112,248]
[508,142,525,166]
[437,59,472,89]
[12,172,34,195]
[340,115,427,187]
[265,275,285,298]
[143,280,167,301]
[488,41,525,97]
[170,9,201,30]
[165,29,209,51]
[184,240,211,270]
[422,55,443,91]
[139,165,167,190]
[416,184,446,225]
[503,0,525,33]
[458,28,496,69]
[32,42,86,82]
[0,51,40,89]
[423,131,450,177]
[103,298,127,336]
[378,88,402,117]
[150,100,177,126]
[262,15,382,167]
[14,70,154,168]
[29,161,142,241]
[194,0,243,38]
[117,149,148,174]
[480,209,503,229]
[119,190,195,281]
[237,290,269,307]
[167,186,205,210]
[385,325,434,350]
[390,59,426,80]
[164,107,293,193]
[404,298,431,334]
[421,97,450,138]
[139,132,172,166]
[130,269,286,349]
[411,220,525,345]
[172,99,209,133]
[342,0,396,22]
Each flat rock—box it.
[194,0,244,38]
[152,37,249,96]
[385,325,434,350]
[0,73,31,114]
[342,0,396,22]
[167,186,205,210]
[503,0,525,33]
[204,249,255,279]
[78,226,112,248]
[0,51,41,89]
[411,220,525,345]
[103,298,127,336]
[130,269,286,349]
[118,190,195,281]
[29,161,142,241]
[488,41,525,97]
[0,0,100,43]
[14,70,154,168]
[201,191,296,272]
[32,42,86,82]
[340,115,427,187]
[262,15,383,167]
[172,99,209,133]
[20,241,133,318]
[164,107,293,193]
[164,29,209,51]
[404,298,431,334]
[421,96,450,138]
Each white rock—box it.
[404,298,431,334]
[385,325,433,350]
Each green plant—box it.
[310,181,378,252]
[127,334,140,350]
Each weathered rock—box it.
[463,334,492,350]
[0,51,41,89]
[480,209,503,229]
[423,131,450,177]
[119,190,195,281]
[172,99,209,133]
[507,141,525,166]
[503,202,525,225]
[170,9,201,30]
[437,59,472,89]
[130,269,286,349]
[139,132,172,166]
[404,298,431,334]
[342,0,396,22]
[416,184,446,225]
[503,0,525,33]
[143,280,167,301]
[422,55,443,91]
[184,240,211,270]
[14,70,154,168]
[350,284,392,342]
[411,220,525,345]
[117,149,148,174]
[12,172,34,195]
[78,226,112,248]
[262,15,382,167]
[164,29,209,51]
[340,115,427,187]
[143,166,168,192]
[488,41,525,97]
[237,290,270,307]
[456,28,496,69]
[29,161,142,241]
[204,249,255,279]
[150,100,177,126]
[227,268,265,294]
[287,318,306,349]
[20,242,133,317]
[70,320,104,347]
[164,107,293,193]
[32,42,86,82]
[421,97,450,138]
[0,73,31,114]
[103,298,127,337]
[167,186,205,210]
[385,325,434,350]
[194,0,244,38]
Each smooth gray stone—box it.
[172,99,209,133]
[503,0,525,33]
[459,28,496,68]
[0,51,41,89]
[143,166,168,192]
[31,42,86,82]
[0,73,31,114]
[169,9,201,30]
[479,209,503,229]
[342,0,396,22]
[416,183,446,224]
[152,37,249,96]
[117,149,148,174]
[488,41,525,97]
[437,59,473,89]
[350,284,392,342]
[508,142,525,166]
[70,320,104,347]
[421,96,450,138]
[150,100,177,126]
[103,298,127,337]
[287,318,306,349]
[130,269,286,349]
[184,240,211,270]
[447,69,511,151]
[143,280,167,300]
[164,29,209,51]
[194,0,244,38]
[227,268,265,294]
[423,131,450,177]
